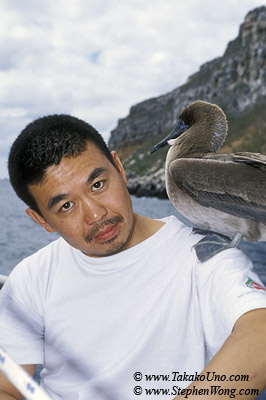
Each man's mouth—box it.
[94,224,119,242]
[85,216,123,243]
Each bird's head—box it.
[150,119,189,154]
[150,100,228,156]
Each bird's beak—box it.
[150,119,189,154]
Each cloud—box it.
[0,0,264,178]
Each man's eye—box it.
[92,181,104,192]
[60,201,73,211]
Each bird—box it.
[150,100,266,261]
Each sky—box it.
[0,0,264,178]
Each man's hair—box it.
[8,114,116,214]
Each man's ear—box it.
[111,151,127,185]
[26,208,56,233]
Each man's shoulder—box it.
[161,215,200,246]
[153,215,203,265]
[7,237,68,281]
[161,217,253,269]
[24,236,66,262]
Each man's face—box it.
[27,144,135,257]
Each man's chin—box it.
[82,237,128,258]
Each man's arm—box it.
[0,365,36,400]
[174,308,266,399]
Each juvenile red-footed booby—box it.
[150,100,266,261]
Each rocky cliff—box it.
[108,6,266,197]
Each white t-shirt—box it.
[1,216,266,400]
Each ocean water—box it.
[1,179,266,399]
[1,178,266,282]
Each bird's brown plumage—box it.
[151,100,266,243]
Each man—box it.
[0,114,266,400]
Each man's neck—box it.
[125,213,165,250]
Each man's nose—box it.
[83,198,108,225]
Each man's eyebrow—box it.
[86,167,107,185]
[48,194,68,210]
[47,167,107,210]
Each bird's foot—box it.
[192,228,242,262]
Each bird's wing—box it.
[202,152,266,166]
[203,152,266,167]
[233,152,266,167]
[169,157,266,222]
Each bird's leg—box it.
[192,228,242,262]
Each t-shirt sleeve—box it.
[196,247,266,361]
[0,262,44,364]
